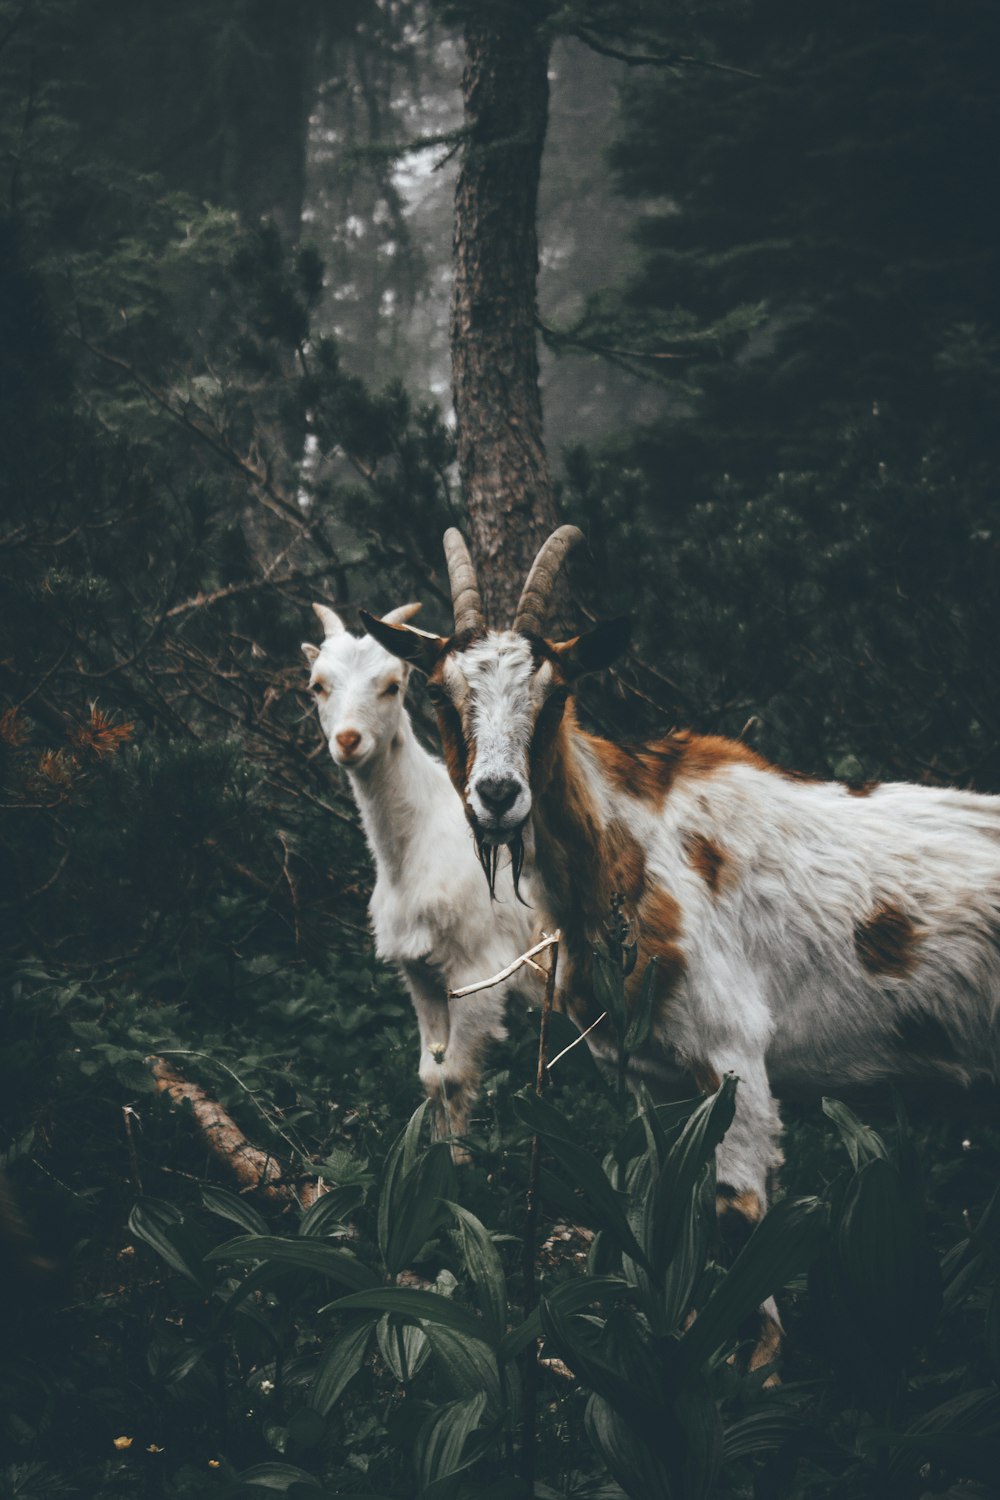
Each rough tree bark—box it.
[451,4,562,624]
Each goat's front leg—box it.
[400,957,498,1163]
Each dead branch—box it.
[146,1055,325,1208]
[448,932,561,999]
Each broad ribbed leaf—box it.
[205,1235,378,1290]
[822,1097,891,1171]
[624,957,659,1053]
[129,1198,211,1290]
[234,1460,328,1491]
[613,1099,698,1168]
[680,1195,828,1370]
[659,1162,715,1334]
[584,1393,674,1500]
[650,1077,736,1277]
[674,1371,723,1500]
[299,1184,365,1238]
[837,1157,941,1346]
[414,1390,488,1490]
[321,1287,490,1341]
[200,1184,269,1236]
[442,1200,507,1341]
[513,1092,647,1267]
[539,1295,662,1430]
[309,1319,372,1415]
[378,1100,431,1262]
[376,1313,430,1382]
[421,1322,503,1412]
[500,1275,634,1362]
[385,1142,454,1275]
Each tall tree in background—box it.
[448,1,559,620]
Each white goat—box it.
[364,527,1000,1362]
[302,601,534,1154]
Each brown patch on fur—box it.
[717,1188,763,1265]
[749,1312,783,1386]
[433,701,469,797]
[608,822,647,907]
[855,902,921,978]
[528,686,570,792]
[845,779,880,798]
[693,1062,722,1095]
[585,729,774,809]
[633,884,687,1015]
[683,831,728,896]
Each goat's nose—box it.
[476,774,519,814]
[335,729,362,757]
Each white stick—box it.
[449,931,562,998]
[546,1011,607,1070]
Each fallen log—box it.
[146,1055,325,1209]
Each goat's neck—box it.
[347,714,444,884]
[531,706,615,934]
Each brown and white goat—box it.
[363,527,1000,1260]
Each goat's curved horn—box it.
[443,528,484,635]
[513,525,585,637]
[313,603,346,638]
[381,602,422,627]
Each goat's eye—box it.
[383,682,400,697]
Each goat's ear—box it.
[301,642,320,664]
[381,601,422,627]
[550,616,631,681]
[359,608,448,671]
[313,602,346,638]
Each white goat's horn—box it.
[312,602,346,638]
[381,602,423,626]
[443,528,484,636]
[513,525,585,637]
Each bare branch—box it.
[449,932,560,998]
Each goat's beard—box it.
[475,829,529,905]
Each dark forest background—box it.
[1,3,999,1497]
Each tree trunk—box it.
[451,6,561,624]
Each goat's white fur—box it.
[386,624,1000,1212]
[302,606,534,1153]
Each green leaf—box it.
[376,1313,430,1382]
[201,1184,269,1236]
[382,1140,454,1276]
[378,1100,431,1262]
[129,1198,211,1290]
[414,1391,488,1493]
[513,1092,648,1267]
[658,1162,715,1334]
[679,1195,828,1370]
[421,1322,503,1412]
[298,1184,365,1238]
[584,1393,674,1500]
[649,1078,736,1276]
[822,1097,891,1171]
[309,1320,372,1415]
[321,1287,491,1342]
[442,1200,507,1342]
[539,1294,662,1430]
[624,958,659,1053]
[501,1275,634,1362]
[233,1461,328,1492]
[836,1157,941,1347]
[206,1235,378,1291]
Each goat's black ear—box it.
[551,616,631,681]
[359,608,448,672]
